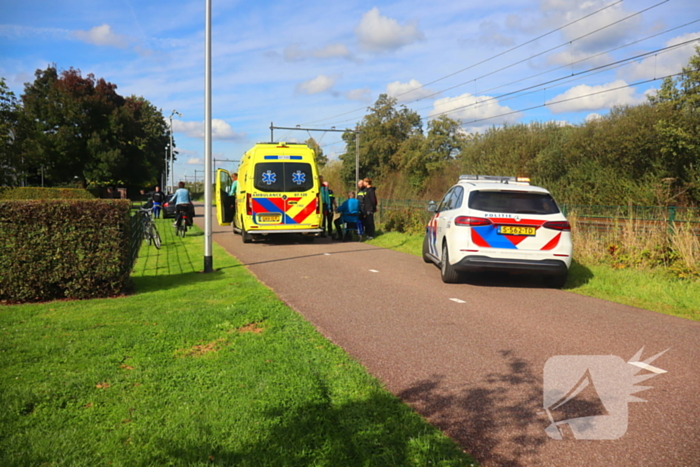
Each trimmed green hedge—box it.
[0,187,95,200]
[0,200,138,303]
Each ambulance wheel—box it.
[440,242,461,284]
[242,226,253,244]
[422,234,432,263]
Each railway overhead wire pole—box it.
[269,123,361,189]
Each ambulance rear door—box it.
[216,169,234,226]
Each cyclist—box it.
[151,185,165,219]
[172,181,193,228]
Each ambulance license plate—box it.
[259,214,280,223]
[498,225,536,236]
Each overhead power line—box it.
[315,0,674,129]
[425,37,700,121]
[412,18,700,117]
[458,72,683,128]
[299,0,630,127]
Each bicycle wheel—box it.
[144,220,152,246]
[151,224,161,249]
[178,223,186,238]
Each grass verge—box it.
[367,231,700,322]
[0,221,475,466]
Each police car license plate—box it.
[498,225,536,236]
[259,214,280,223]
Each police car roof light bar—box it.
[459,174,530,185]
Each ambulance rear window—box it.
[254,162,314,192]
[468,190,560,214]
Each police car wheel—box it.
[422,235,432,263]
[440,243,461,284]
[544,273,567,289]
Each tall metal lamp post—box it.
[164,144,169,191]
[203,0,213,273]
[169,110,182,191]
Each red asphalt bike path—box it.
[193,205,700,466]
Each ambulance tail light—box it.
[543,220,571,231]
[316,193,321,214]
[246,193,253,216]
[455,216,492,227]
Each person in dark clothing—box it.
[151,185,165,218]
[355,179,366,237]
[361,178,377,239]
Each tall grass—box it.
[567,212,698,278]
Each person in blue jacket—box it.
[172,181,193,227]
[333,191,360,241]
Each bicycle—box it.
[175,205,189,238]
[140,207,161,249]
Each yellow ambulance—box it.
[216,142,323,243]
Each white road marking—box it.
[324,253,331,256]
[628,361,667,374]
[369,269,379,273]
[449,298,466,304]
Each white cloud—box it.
[172,119,245,141]
[73,24,130,49]
[478,20,514,47]
[346,87,372,102]
[540,0,639,53]
[546,80,644,113]
[585,112,602,122]
[622,32,700,81]
[355,7,425,52]
[430,93,522,126]
[386,79,436,102]
[283,43,355,62]
[295,74,337,95]
[187,158,203,165]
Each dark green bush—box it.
[0,187,95,200]
[381,208,430,235]
[0,200,138,303]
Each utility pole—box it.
[164,145,169,191]
[269,122,360,188]
[169,110,182,191]
[203,0,213,273]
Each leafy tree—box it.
[305,137,328,168]
[648,46,700,203]
[0,78,21,185]
[339,94,422,184]
[7,65,169,189]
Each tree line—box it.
[331,47,700,206]
[0,66,170,190]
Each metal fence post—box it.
[668,205,676,234]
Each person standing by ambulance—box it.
[319,176,335,238]
[361,178,377,239]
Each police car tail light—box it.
[543,220,571,231]
[246,193,253,216]
[454,216,492,227]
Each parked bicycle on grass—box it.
[139,207,161,249]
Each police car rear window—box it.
[468,190,560,214]
[254,162,314,192]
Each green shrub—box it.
[0,200,138,303]
[381,208,429,235]
[0,187,95,200]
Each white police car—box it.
[423,175,573,287]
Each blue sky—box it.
[1,0,699,182]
